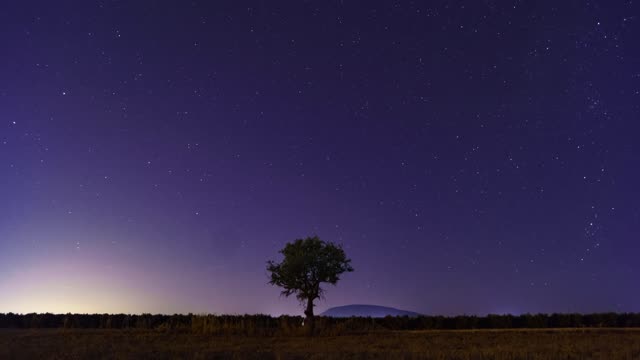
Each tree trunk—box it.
[304,298,315,336]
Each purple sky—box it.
[1,1,639,315]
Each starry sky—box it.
[1,1,639,316]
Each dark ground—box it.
[1,328,639,359]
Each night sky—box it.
[1,1,639,316]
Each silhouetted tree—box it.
[267,236,354,335]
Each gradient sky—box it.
[1,1,639,316]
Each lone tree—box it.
[267,236,353,334]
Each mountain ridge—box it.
[320,304,421,318]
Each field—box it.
[1,328,640,360]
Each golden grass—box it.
[1,328,639,359]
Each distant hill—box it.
[320,304,421,318]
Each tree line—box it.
[1,312,639,334]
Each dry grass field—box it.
[1,328,639,360]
